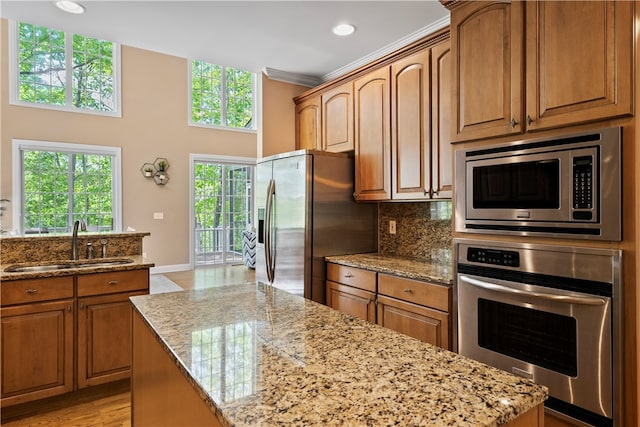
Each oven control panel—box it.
[467,248,520,267]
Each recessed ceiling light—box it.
[55,1,86,14]
[332,23,356,36]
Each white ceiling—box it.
[0,0,450,86]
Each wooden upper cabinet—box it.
[448,0,632,142]
[391,49,431,200]
[525,0,633,131]
[354,67,391,201]
[450,0,523,142]
[295,95,321,150]
[322,82,354,152]
[431,39,453,199]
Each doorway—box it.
[191,155,255,267]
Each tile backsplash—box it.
[378,201,452,264]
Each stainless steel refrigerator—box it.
[256,150,377,304]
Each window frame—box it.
[8,20,122,117]
[12,139,123,235]
[187,60,257,133]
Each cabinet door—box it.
[525,0,632,130]
[450,1,524,142]
[295,95,321,150]
[1,299,74,407]
[354,67,391,201]
[430,39,453,199]
[377,295,450,350]
[322,82,354,152]
[77,291,146,388]
[391,50,430,200]
[326,281,376,323]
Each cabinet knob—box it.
[80,302,85,309]
[526,115,534,125]
[403,288,413,293]
[25,288,37,294]
[107,280,118,286]
[510,118,517,128]
[67,305,72,312]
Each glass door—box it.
[193,160,254,266]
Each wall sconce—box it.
[140,157,170,185]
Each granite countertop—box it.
[326,253,453,285]
[130,283,547,426]
[0,255,154,281]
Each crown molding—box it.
[263,14,451,89]
[262,68,321,88]
[320,15,451,83]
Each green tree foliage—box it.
[23,150,113,234]
[194,162,253,257]
[191,60,254,129]
[18,22,114,112]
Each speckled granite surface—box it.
[0,232,150,264]
[326,253,453,285]
[0,255,154,281]
[130,284,547,426]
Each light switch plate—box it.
[389,220,396,234]
[153,212,164,220]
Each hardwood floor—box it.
[0,265,255,426]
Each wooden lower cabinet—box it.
[77,291,147,388]
[326,281,376,323]
[377,295,450,350]
[132,311,222,427]
[1,268,150,408]
[1,299,74,406]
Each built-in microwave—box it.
[455,127,621,241]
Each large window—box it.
[11,21,120,115]
[13,140,122,235]
[190,60,255,130]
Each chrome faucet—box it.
[71,219,86,260]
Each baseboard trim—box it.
[150,264,191,274]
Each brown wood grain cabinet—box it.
[354,67,392,201]
[1,298,74,406]
[326,263,451,350]
[391,39,452,201]
[1,268,149,407]
[377,274,451,350]
[295,95,321,150]
[448,0,632,142]
[322,82,354,152]
[326,263,376,323]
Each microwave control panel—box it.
[573,155,593,218]
[467,248,520,267]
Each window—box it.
[190,60,255,131]
[11,21,120,115]
[12,140,122,235]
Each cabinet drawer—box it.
[77,269,149,297]
[1,276,74,306]
[378,274,449,312]
[326,263,376,292]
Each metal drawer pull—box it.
[25,288,38,294]
[403,288,413,293]
[108,280,119,285]
[80,302,84,309]
[344,272,354,278]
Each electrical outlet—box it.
[153,212,164,220]
[389,220,396,235]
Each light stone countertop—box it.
[130,283,547,427]
[0,255,154,281]
[326,253,453,285]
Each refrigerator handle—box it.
[265,179,276,283]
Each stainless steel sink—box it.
[4,258,135,273]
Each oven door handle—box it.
[459,275,608,306]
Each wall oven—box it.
[454,239,622,426]
[455,127,621,241]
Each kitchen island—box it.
[130,283,547,426]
